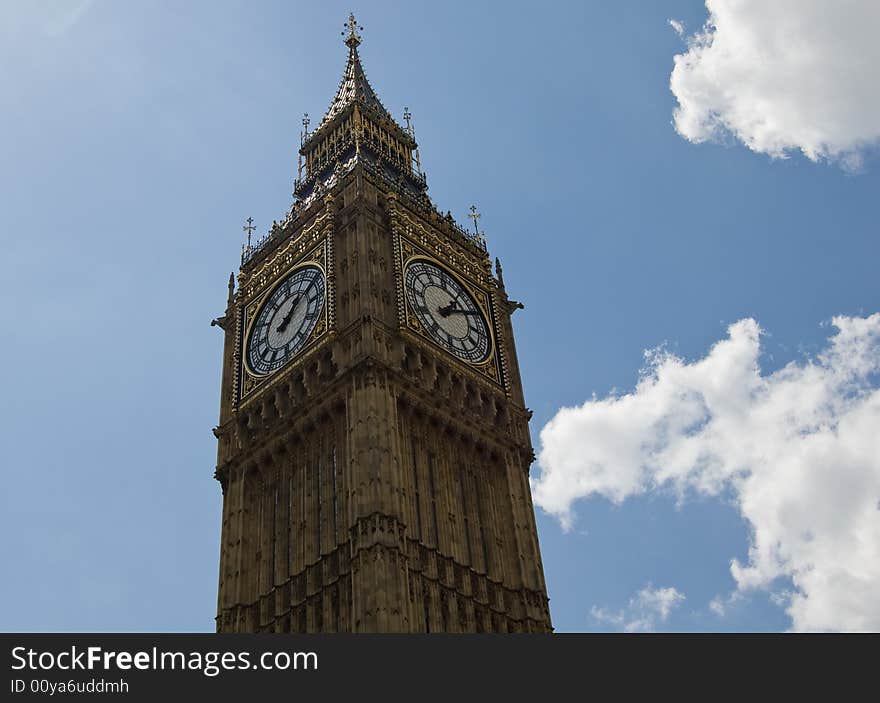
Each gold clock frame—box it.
[402,254,496,364]
[395,235,504,388]
[242,261,328,378]
[236,238,333,405]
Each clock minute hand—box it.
[446,309,482,317]
[275,296,301,333]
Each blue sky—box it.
[1,1,877,632]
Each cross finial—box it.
[343,13,363,48]
[468,205,481,237]
[403,106,423,176]
[243,216,256,248]
[302,113,310,139]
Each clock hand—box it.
[445,309,483,317]
[438,301,456,317]
[438,295,464,317]
[275,296,302,333]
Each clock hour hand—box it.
[275,296,301,333]
[438,296,463,317]
[438,301,455,317]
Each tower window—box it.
[458,474,473,566]
[270,484,278,586]
[423,591,431,633]
[475,475,490,574]
[288,471,294,574]
[427,452,440,549]
[330,444,339,545]
[411,438,423,541]
[314,444,323,559]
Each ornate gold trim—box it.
[394,234,503,387]
[242,260,328,378]
[235,238,333,405]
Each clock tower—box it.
[212,15,552,633]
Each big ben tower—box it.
[212,15,552,633]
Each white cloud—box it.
[708,590,743,618]
[532,314,880,632]
[669,0,880,169]
[591,584,686,632]
[669,19,685,37]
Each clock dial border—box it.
[236,240,332,406]
[243,263,326,378]
[394,233,504,392]
[402,257,494,365]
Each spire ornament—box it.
[343,13,363,48]
[243,216,256,250]
[467,205,481,235]
[495,258,505,288]
[404,106,423,177]
[298,113,310,180]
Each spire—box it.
[311,14,394,137]
[293,13,426,209]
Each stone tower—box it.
[212,15,552,633]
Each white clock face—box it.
[404,259,491,363]
[246,265,325,376]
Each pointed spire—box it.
[227,272,235,305]
[309,14,395,140]
[295,13,427,205]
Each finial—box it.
[495,257,505,287]
[343,13,363,48]
[298,113,309,179]
[403,106,424,177]
[243,216,256,250]
[227,272,235,304]
[468,205,482,237]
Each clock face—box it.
[404,259,491,363]
[246,265,325,376]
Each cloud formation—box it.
[591,585,686,632]
[532,314,880,631]
[669,0,880,169]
